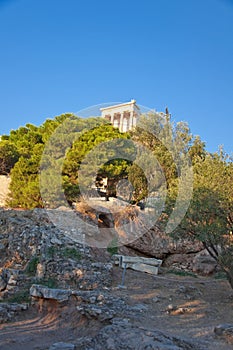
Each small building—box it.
[100,99,140,132]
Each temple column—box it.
[129,111,133,130]
[119,112,124,132]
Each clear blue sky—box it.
[0,0,233,154]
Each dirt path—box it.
[112,268,233,349]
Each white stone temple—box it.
[100,99,140,132]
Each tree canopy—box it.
[1,111,233,287]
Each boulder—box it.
[192,250,217,275]
[113,255,162,275]
[124,225,203,259]
[30,284,71,302]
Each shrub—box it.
[25,256,39,276]
[62,247,81,261]
[107,237,118,256]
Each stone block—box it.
[129,263,159,275]
[121,255,162,267]
[30,285,71,302]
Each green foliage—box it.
[25,256,39,276]
[6,114,76,208]
[172,151,233,288]
[128,163,148,202]
[214,271,227,280]
[128,112,183,203]
[0,140,19,174]
[46,245,81,261]
[46,246,57,259]
[107,237,118,256]
[34,277,58,289]
[62,247,81,261]
[8,156,43,208]
[5,289,31,303]
[3,108,233,290]
[62,122,131,203]
[167,269,198,278]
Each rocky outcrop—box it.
[125,225,203,259]
[0,206,218,300]
[0,302,28,323]
[77,319,200,350]
[0,208,229,350]
[29,285,202,349]
[0,208,113,300]
[30,284,72,302]
[30,285,127,322]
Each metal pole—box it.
[119,263,127,288]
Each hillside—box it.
[0,208,232,349]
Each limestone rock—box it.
[30,284,71,302]
[0,303,28,323]
[114,255,162,275]
[124,225,203,259]
[79,321,199,349]
[192,250,217,275]
[129,263,159,275]
[0,208,112,292]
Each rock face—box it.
[30,284,72,302]
[78,320,199,350]
[125,225,203,260]
[120,224,208,273]
[0,208,113,300]
[0,207,218,304]
[30,285,127,322]
[0,302,28,323]
[0,208,229,350]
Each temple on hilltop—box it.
[100,99,140,132]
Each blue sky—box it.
[0,0,233,153]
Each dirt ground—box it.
[0,267,233,349]
[113,268,233,350]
